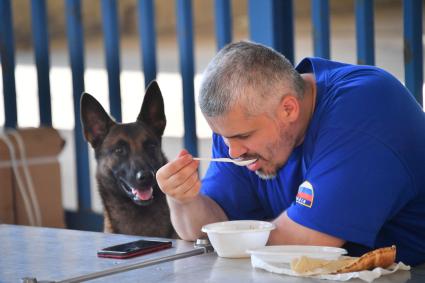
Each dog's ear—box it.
[137,80,166,136]
[80,92,115,148]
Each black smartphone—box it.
[97,239,172,259]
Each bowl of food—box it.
[201,220,276,258]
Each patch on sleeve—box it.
[296,181,314,208]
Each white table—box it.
[0,224,421,282]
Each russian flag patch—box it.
[296,181,314,208]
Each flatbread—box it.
[291,256,356,275]
[291,246,396,275]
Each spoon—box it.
[193,157,257,166]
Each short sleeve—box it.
[201,133,268,220]
[287,127,415,247]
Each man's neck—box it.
[295,73,317,146]
[303,73,317,118]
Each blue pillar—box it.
[31,0,52,126]
[101,0,122,122]
[214,0,232,51]
[138,0,158,88]
[403,0,423,105]
[355,0,375,65]
[0,0,18,128]
[176,0,198,156]
[248,0,294,63]
[311,0,330,59]
[65,0,92,212]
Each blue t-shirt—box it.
[200,57,425,265]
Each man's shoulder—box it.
[297,57,351,71]
[297,57,389,77]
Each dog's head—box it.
[80,81,167,206]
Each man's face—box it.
[206,104,299,179]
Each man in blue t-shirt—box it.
[157,41,425,265]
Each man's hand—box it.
[156,149,201,204]
[156,149,228,240]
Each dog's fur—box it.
[80,81,175,237]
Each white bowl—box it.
[201,220,276,258]
[247,245,347,263]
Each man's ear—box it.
[278,95,300,123]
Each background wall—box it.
[11,0,400,49]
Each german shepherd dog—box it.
[80,81,175,237]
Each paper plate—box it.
[247,245,347,263]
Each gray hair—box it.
[199,41,305,117]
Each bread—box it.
[291,256,356,275]
[291,246,396,275]
[334,245,396,273]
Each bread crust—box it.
[334,245,396,273]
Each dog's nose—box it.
[136,171,153,182]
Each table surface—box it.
[1,224,423,283]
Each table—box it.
[0,224,423,282]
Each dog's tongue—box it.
[132,187,153,201]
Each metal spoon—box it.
[193,157,257,166]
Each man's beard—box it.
[255,170,277,180]
[254,125,296,180]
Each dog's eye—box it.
[143,141,157,151]
[114,146,125,155]
[111,140,129,157]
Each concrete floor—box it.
[1,3,424,213]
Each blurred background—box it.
[0,0,423,229]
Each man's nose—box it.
[226,139,247,159]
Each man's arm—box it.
[268,211,345,247]
[167,194,227,240]
[156,149,227,240]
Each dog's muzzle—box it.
[118,176,154,206]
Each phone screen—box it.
[97,239,172,259]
